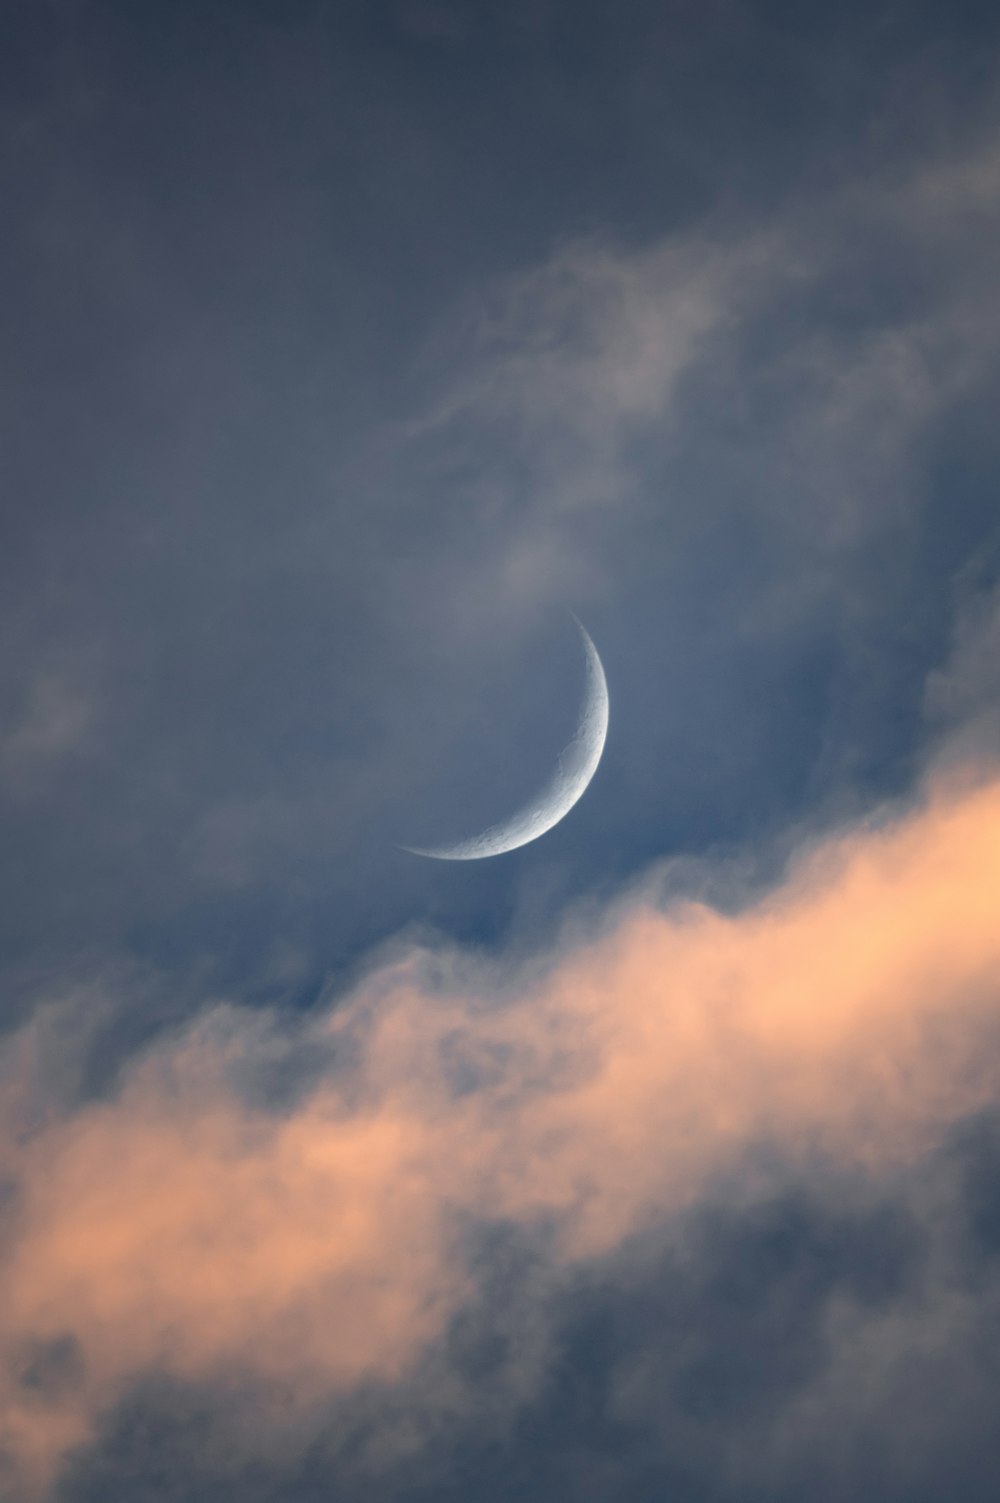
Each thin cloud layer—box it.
[2,762,999,1495]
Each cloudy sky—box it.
[3,1,1000,1498]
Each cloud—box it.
[0,673,95,799]
[926,576,1000,762]
[453,124,1000,545]
[2,759,1000,1495]
[355,116,1000,738]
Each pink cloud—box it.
[2,767,1000,1494]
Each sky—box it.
[3,1,1000,1498]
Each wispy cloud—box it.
[369,120,1000,661]
[0,673,95,799]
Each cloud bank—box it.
[2,758,999,1496]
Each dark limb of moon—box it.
[402,616,609,860]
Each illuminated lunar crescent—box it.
[403,616,609,860]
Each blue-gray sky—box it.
[3,3,1000,1500]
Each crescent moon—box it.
[403,616,609,860]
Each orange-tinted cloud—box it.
[2,767,1000,1495]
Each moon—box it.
[403,616,609,860]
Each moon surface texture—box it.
[404,617,609,860]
